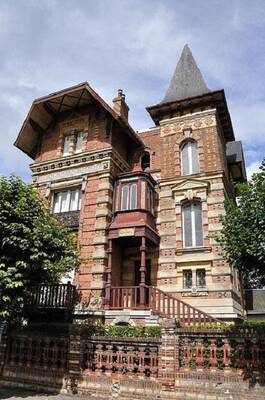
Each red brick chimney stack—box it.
[112,89,129,121]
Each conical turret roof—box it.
[162,44,210,103]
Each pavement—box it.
[0,388,89,400]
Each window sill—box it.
[176,246,212,255]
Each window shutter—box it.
[191,142,199,174]
[181,143,189,175]
[183,205,192,247]
[194,203,203,246]
[63,135,71,156]
[75,131,83,153]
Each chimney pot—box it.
[112,89,129,121]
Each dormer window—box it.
[62,131,84,156]
[181,141,199,175]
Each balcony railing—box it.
[25,283,77,311]
[109,286,221,325]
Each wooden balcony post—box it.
[140,236,146,306]
[105,239,113,309]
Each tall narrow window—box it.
[75,131,84,153]
[181,141,199,175]
[183,269,192,289]
[121,185,129,210]
[196,269,206,287]
[130,183,137,209]
[182,203,203,247]
[63,135,71,156]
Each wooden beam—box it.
[43,102,57,117]
[29,118,45,135]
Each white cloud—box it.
[246,160,262,181]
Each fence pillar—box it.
[66,331,82,394]
[158,322,178,390]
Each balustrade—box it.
[82,337,160,378]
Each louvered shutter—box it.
[194,203,203,246]
[191,141,199,173]
[183,205,192,247]
[181,143,189,175]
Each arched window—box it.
[141,153,150,171]
[181,141,199,175]
[121,185,129,210]
[182,202,203,247]
[130,184,137,209]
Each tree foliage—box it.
[218,159,265,287]
[0,176,79,319]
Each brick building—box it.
[15,45,246,323]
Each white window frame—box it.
[182,203,203,248]
[181,141,199,175]
[121,185,129,210]
[130,183,137,210]
[53,188,81,214]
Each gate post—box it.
[158,321,178,390]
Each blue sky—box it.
[0,0,264,181]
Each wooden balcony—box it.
[24,283,77,322]
[108,286,221,326]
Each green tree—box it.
[218,159,265,288]
[0,176,79,319]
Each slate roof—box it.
[162,44,210,103]
[245,289,265,314]
[226,141,244,164]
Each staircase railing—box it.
[108,286,222,325]
[149,286,221,325]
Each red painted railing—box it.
[109,286,221,325]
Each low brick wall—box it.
[0,325,265,399]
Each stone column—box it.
[105,239,112,309]
[140,236,146,306]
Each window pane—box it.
[121,186,129,210]
[70,189,80,211]
[191,141,199,174]
[193,203,203,246]
[61,191,70,212]
[75,131,83,153]
[196,269,206,287]
[183,269,192,288]
[183,205,192,247]
[181,142,189,175]
[53,193,61,213]
[63,135,71,156]
[130,184,137,209]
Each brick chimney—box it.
[112,89,129,122]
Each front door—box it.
[134,259,151,286]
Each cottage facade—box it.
[15,45,246,323]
